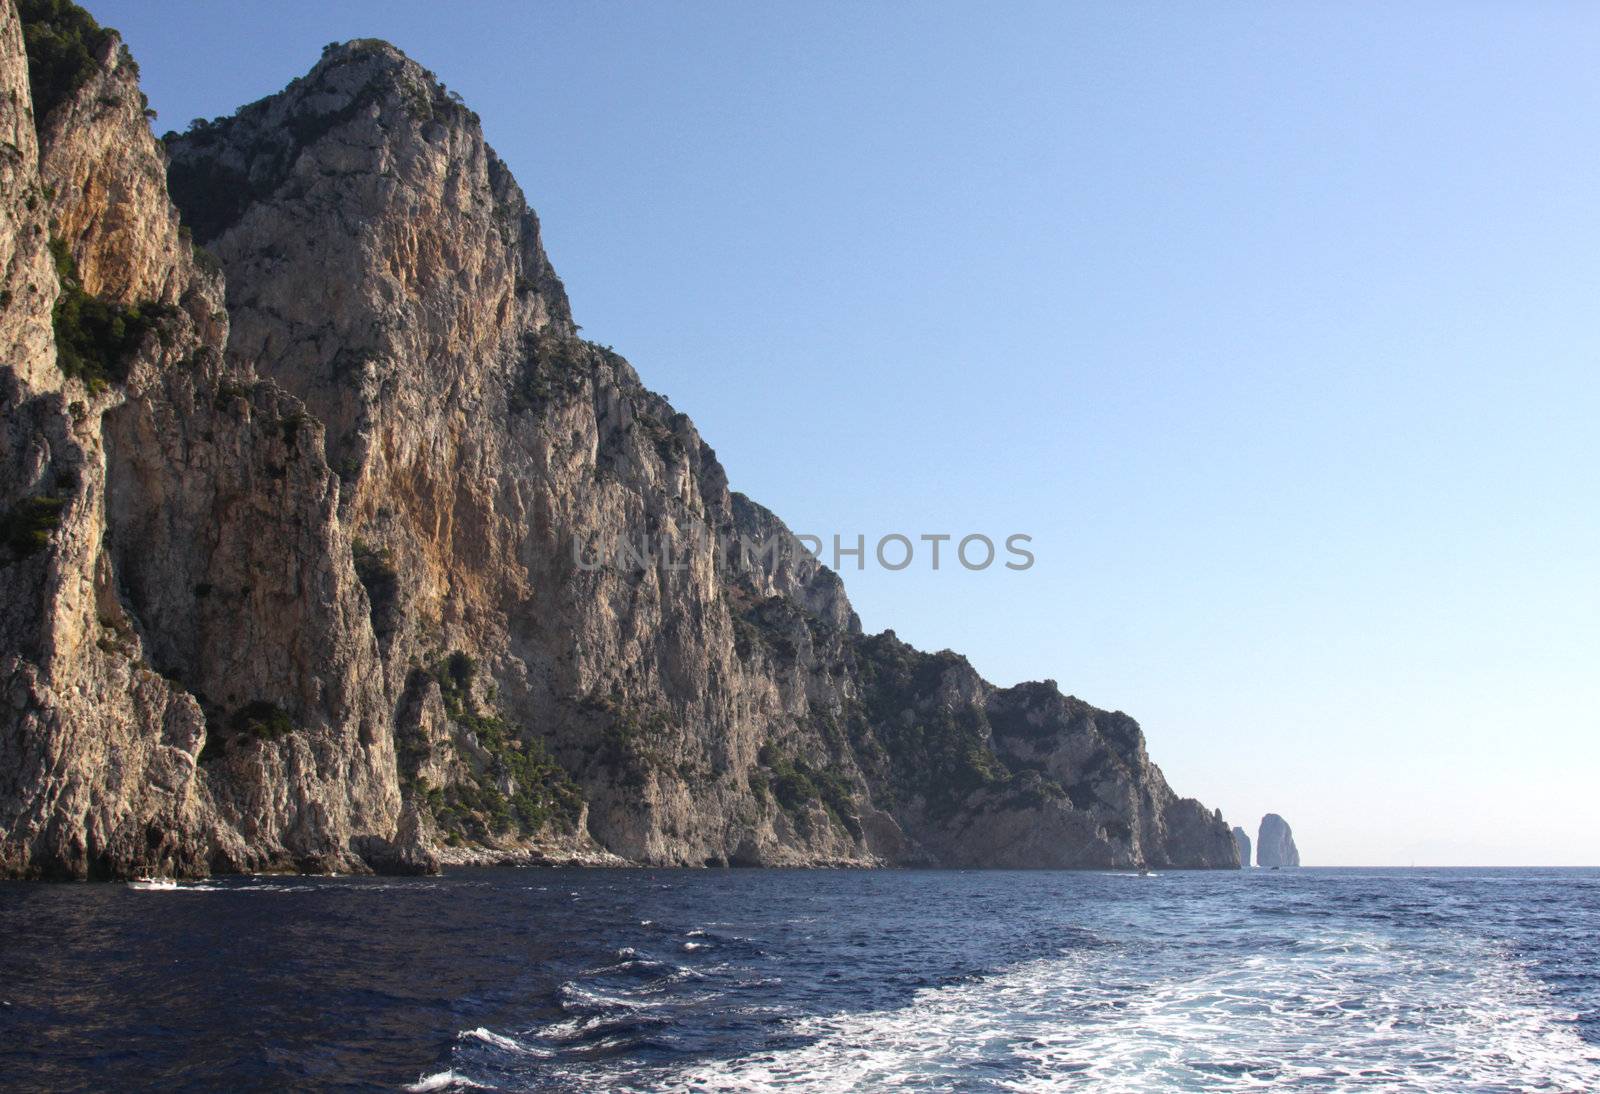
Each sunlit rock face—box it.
[1,3,1236,877]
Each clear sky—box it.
[94,1,1600,866]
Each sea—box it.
[1,867,1596,1091]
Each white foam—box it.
[459,1027,548,1057]
[559,982,650,1012]
[404,1068,490,1092]
[229,883,316,893]
[666,929,1600,1091]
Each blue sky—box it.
[96,1,1600,866]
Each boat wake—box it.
[420,925,1600,1091]
[392,874,1600,1093]
[668,928,1600,1091]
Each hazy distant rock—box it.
[1232,826,1252,868]
[1257,814,1300,867]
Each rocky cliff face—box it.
[1232,825,1252,868]
[0,0,424,878]
[0,1,1238,878]
[1257,814,1300,867]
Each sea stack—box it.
[1232,826,1252,868]
[1257,814,1300,867]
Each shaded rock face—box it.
[1232,826,1252,868]
[0,4,1238,878]
[1257,814,1299,867]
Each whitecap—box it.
[457,1027,546,1056]
[404,1068,490,1092]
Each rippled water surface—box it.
[2,867,1597,1091]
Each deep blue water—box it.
[1,867,1597,1091]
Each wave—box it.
[404,1068,491,1092]
[460,1027,547,1057]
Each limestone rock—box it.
[1257,813,1300,867]
[0,5,1238,877]
[0,3,418,878]
[1232,825,1251,868]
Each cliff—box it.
[1257,814,1300,867]
[0,2,1238,878]
[1232,825,1252,868]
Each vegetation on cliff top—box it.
[18,0,115,128]
[509,332,596,415]
[166,42,479,246]
[847,632,1010,817]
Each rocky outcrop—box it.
[1232,826,1251,868]
[0,1,1238,878]
[1257,814,1299,867]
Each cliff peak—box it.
[297,38,464,117]
[318,37,413,67]
[164,33,556,308]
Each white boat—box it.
[127,877,178,891]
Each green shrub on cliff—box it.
[509,333,593,415]
[420,653,584,839]
[47,237,166,392]
[0,494,66,560]
[849,633,1009,817]
[18,0,115,128]
[197,701,297,763]
[755,743,862,838]
[229,701,295,740]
